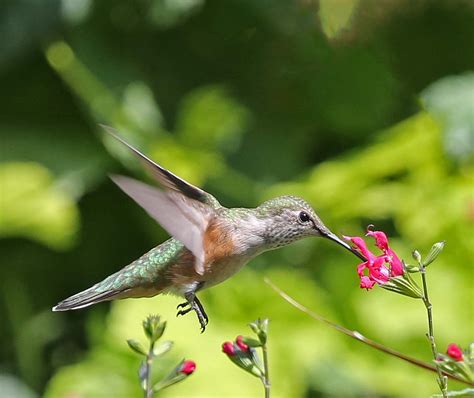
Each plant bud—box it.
[412,250,422,264]
[423,241,445,267]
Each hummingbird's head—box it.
[256,195,366,260]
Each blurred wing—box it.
[111,175,212,274]
[101,124,219,207]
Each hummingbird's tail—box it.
[52,286,127,311]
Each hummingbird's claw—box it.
[176,295,209,333]
[193,296,209,333]
[176,302,189,310]
[176,305,193,317]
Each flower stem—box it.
[144,342,155,398]
[420,265,448,397]
[261,342,271,398]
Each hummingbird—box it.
[53,125,365,332]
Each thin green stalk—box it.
[144,341,155,398]
[420,265,448,398]
[261,343,270,398]
[265,277,472,386]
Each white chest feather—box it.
[200,215,268,289]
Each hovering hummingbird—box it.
[53,126,364,332]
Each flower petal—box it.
[179,360,196,375]
[344,235,376,261]
[357,261,369,276]
[222,341,236,356]
[387,248,404,276]
[366,229,389,251]
[360,276,376,290]
[447,343,463,361]
[235,335,249,352]
[368,257,390,284]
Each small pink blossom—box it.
[179,360,196,375]
[360,276,376,289]
[343,235,376,261]
[366,228,389,251]
[368,257,390,284]
[345,227,405,290]
[386,248,404,276]
[447,343,463,361]
[236,335,249,352]
[366,228,404,276]
[222,341,236,356]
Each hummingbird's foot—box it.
[193,296,209,332]
[176,294,209,333]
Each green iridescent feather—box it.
[53,238,186,310]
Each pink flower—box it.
[344,236,376,261]
[447,343,463,361]
[236,335,249,352]
[345,227,405,290]
[366,228,389,251]
[366,228,404,276]
[179,360,196,375]
[386,248,404,276]
[360,276,376,289]
[222,341,236,356]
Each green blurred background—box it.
[1,0,473,397]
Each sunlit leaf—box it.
[0,162,79,250]
[122,82,164,133]
[319,0,359,39]
[422,72,474,161]
[147,0,204,28]
[175,85,250,153]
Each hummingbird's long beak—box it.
[322,231,367,261]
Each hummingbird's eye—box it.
[298,211,311,223]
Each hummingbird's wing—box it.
[101,125,222,275]
[111,175,212,275]
[100,124,219,208]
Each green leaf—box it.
[122,81,164,132]
[227,351,263,378]
[423,241,446,267]
[153,341,173,357]
[380,274,423,299]
[249,318,269,345]
[0,162,79,250]
[249,322,259,334]
[319,0,359,39]
[153,359,191,392]
[241,337,262,348]
[412,250,422,264]
[142,315,166,343]
[431,388,474,397]
[422,72,474,161]
[405,264,421,273]
[175,85,250,152]
[153,373,186,392]
[153,321,167,342]
[126,339,147,356]
[147,0,204,29]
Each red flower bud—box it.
[447,343,463,361]
[179,360,196,375]
[222,341,236,356]
[235,335,249,352]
